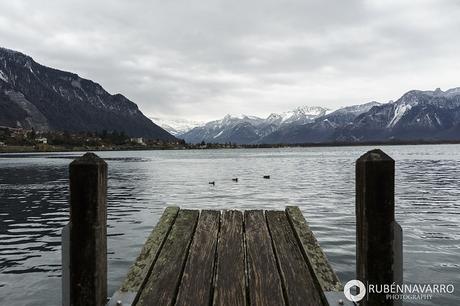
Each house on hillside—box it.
[35,137,48,144]
[131,137,146,145]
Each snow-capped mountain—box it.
[319,101,382,127]
[266,106,330,126]
[0,47,175,140]
[178,114,269,144]
[180,87,460,144]
[259,101,381,143]
[179,106,329,144]
[150,117,204,136]
[338,87,460,141]
[261,87,460,144]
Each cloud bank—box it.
[1,0,460,120]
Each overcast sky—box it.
[1,0,460,121]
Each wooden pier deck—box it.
[108,206,342,306]
[63,150,402,306]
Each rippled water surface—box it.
[1,145,459,305]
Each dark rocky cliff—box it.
[0,47,175,140]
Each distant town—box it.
[0,126,244,153]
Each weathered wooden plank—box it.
[213,210,245,306]
[286,206,342,293]
[107,206,180,305]
[244,210,285,306]
[175,210,220,306]
[136,210,199,306]
[266,210,323,306]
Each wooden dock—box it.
[107,207,342,306]
[62,149,402,306]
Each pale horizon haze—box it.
[1,0,460,121]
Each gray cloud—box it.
[1,0,460,120]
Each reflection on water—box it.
[0,146,459,306]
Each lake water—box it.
[0,145,459,306]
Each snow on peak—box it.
[387,103,412,128]
[213,130,224,138]
[223,114,262,121]
[274,105,329,124]
[0,47,21,56]
[293,105,329,116]
[150,117,204,135]
[333,101,381,115]
[0,69,8,83]
[425,87,460,97]
[408,87,460,99]
[217,114,264,126]
[444,87,460,97]
[267,113,281,119]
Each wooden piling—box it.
[356,149,397,306]
[69,153,108,306]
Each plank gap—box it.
[208,211,221,306]
[243,212,250,306]
[244,210,285,306]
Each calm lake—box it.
[1,145,459,305]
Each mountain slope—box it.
[0,47,175,140]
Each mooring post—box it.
[69,153,107,306]
[356,149,402,306]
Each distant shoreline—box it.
[0,145,186,154]
[240,139,460,148]
[1,140,460,154]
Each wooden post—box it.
[356,149,399,306]
[62,223,70,306]
[69,153,107,306]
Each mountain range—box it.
[175,88,460,144]
[0,47,175,140]
[2,47,460,145]
[177,106,331,144]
